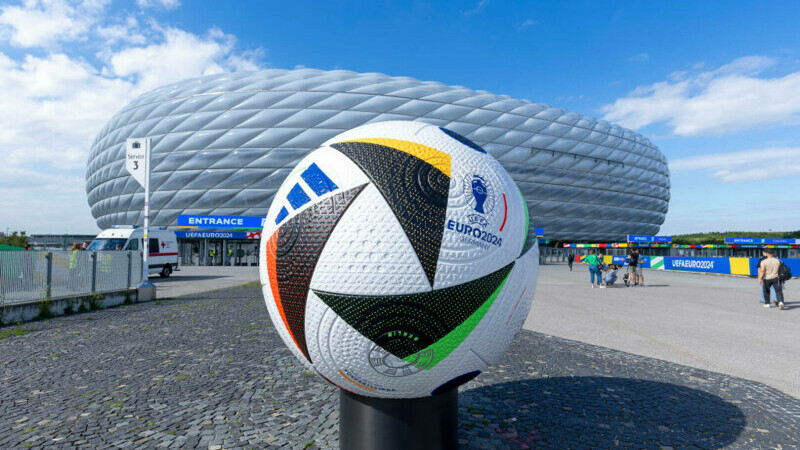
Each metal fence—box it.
[0,251,142,305]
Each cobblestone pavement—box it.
[1,285,798,449]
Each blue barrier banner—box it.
[627,235,672,243]
[665,257,730,274]
[177,214,264,229]
[535,227,544,237]
[724,237,799,245]
[784,259,800,277]
[175,231,248,239]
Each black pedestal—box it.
[339,388,458,450]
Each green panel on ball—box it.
[403,269,511,370]
[313,262,514,363]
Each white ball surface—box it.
[260,120,538,398]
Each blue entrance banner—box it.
[723,237,799,245]
[627,235,672,243]
[177,214,264,229]
[175,231,248,239]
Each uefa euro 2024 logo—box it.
[463,173,495,228]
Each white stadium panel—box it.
[86,69,670,240]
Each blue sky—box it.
[1,0,799,235]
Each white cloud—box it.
[96,17,148,45]
[0,1,263,233]
[107,26,246,92]
[518,18,535,29]
[670,147,800,183]
[628,52,649,62]
[0,52,132,169]
[137,0,180,9]
[602,55,800,136]
[463,0,488,16]
[0,0,108,47]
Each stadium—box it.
[85,68,670,246]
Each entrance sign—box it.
[627,235,672,243]
[723,237,799,245]
[177,214,265,229]
[126,138,152,284]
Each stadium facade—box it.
[86,69,670,242]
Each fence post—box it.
[45,252,53,299]
[127,251,132,288]
[91,251,97,293]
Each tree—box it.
[0,231,28,248]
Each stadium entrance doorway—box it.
[176,232,260,266]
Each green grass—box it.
[0,328,28,340]
[303,440,315,449]
[174,376,188,381]
[23,427,37,434]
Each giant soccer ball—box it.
[259,120,538,398]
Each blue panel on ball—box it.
[287,183,312,209]
[301,163,339,196]
[431,371,481,396]
[439,127,486,154]
[275,206,289,225]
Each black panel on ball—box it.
[330,141,449,287]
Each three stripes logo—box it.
[275,163,339,225]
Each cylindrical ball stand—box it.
[339,388,458,450]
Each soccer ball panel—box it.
[311,183,430,296]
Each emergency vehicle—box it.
[88,226,179,277]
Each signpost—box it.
[126,138,156,300]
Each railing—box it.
[0,251,142,306]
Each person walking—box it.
[759,248,785,309]
[69,243,80,270]
[567,251,575,271]
[584,249,604,288]
[757,250,778,306]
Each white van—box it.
[88,225,179,277]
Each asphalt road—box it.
[152,266,259,298]
[525,264,800,398]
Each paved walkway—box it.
[525,264,800,398]
[152,266,259,299]
[1,284,798,448]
